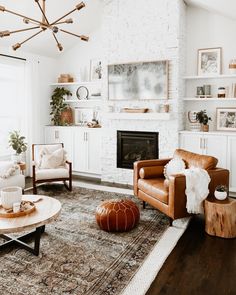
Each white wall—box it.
[185,6,236,131]
[0,46,57,171]
[186,6,236,75]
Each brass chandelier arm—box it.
[2,7,42,25]
[13,29,44,50]
[52,33,63,51]
[0,26,40,37]
[54,19,73,26]
[34,0,50,25]
[60,29,89,41]
[51,2,85,25]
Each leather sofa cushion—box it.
[174,149,218,170]
[139,166,164,179]
[138,178,168,204]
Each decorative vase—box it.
[60,107,73,125]
[201,124,209,132]
[0,186,22,209]
[214,190,227,201]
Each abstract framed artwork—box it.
[90,59,102,81]
[216,108,236,131]
[108,60,168,100]
[197,47,222,76]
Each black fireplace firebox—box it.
[117,131,159,169]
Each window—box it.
[0,58,27,157]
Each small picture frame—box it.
[216,108,236,131]
[74,107,94,125]
[90,59,102,81]
[198,47,222,76]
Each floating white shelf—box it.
[50,81,102,86]
[104,112,171,120]
[183,97,236,101]
[66,98,102,103]
[184,74,236,80]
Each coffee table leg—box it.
[0,225,45,256]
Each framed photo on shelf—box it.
[108,60,168,100]
[216,108,236,131]
[74,107,94,125]
[197,47,222,76]
[90,59,102,81]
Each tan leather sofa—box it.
[133,149,229,224]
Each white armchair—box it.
[0,161,25,191]
[32,143,72,194]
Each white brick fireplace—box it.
[101,0,186,185]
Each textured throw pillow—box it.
[0,161,19,179]
[164,158,185,179]
[40,148,66,169]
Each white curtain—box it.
[0,56,39,176]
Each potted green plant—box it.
[9,130,27,163]
[214,185,228,200]
[196,110,212,132]
[50,87,72,126]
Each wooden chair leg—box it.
[143,201,146,209]
[33,183,37,195]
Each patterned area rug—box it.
[0,185,169,295]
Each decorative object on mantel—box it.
[0,1,89,52]
[9,131,27,163]
[188,111,201,132]
[198,47,222,76]
[122,108,149,113]
[196,110,212,132]
[76,86,89,100]
[50,87,72,125]
[74,107,93,125]
[108,60,168,100]
[90,59,102,81]
[229,59,236,74]
[216,108,236,131]
[87,121,101,128]
[214,185,228,201]
[58,74,74,83]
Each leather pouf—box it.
[96,199,140,232]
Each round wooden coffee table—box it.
[0,195,61,255]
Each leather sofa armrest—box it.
[207,168,229,197]
[133,158,171,196]
[168,174,187,219]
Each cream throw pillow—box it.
[40,148,66,169]
[0,161,20,179]
[164,158,185,179]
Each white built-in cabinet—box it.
[180,131,236,192]
[45,126,102,176]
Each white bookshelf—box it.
[183,97,236,101]
[104,112,171,120]
[50,81,102,86]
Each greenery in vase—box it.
[196,110,212,125]
[9,131,27,155]
[215,185,228,192]
[50,87,72,125]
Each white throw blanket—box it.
[183,168,211,214]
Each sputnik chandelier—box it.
[0,0,89,51]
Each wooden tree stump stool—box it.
[204,197,236,238]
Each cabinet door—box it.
[45,127,61,144]
[73,129,88,172]
[87,130,101,174]
[204,135,227,168]
[57,128,73,162]
[179,133,203,154]
[227,137,236,192]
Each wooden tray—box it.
[122,108,149,113]
[0,201,36,218]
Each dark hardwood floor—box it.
[146,215,236,295]
[25,178,235,295]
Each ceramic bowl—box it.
[214,190,227,201]
[0,186,22,209]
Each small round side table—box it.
[204,197,236,239]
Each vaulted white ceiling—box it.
[0,0,102,57]
[185,0,236,21]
